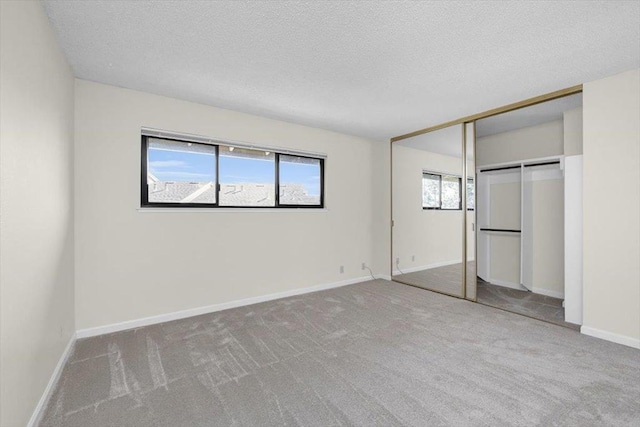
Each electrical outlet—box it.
[361,262,366,270]
[340,265,344,274]
[396,257,400,264]
[412,255,415,262]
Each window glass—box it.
[422,173,440,208]
[218,146,275,206]
[467,178,475,210]
[147,138,216,204]
[279,155,322,205]
[441,175,461,209]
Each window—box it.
[279,155,322,206]
[422,171,473,210]
[219,146,275,207]
[141,135,324,208]
[145,138,217,206]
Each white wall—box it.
[582,68,640,348]
[74,80,381,331]
[476,120,564,166]
[564,155,583,324]
[0,2,75,426]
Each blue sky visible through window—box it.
[149,149,215,182]
[148,148,320,196]
[280,160,320,196]
[219,156,274,185]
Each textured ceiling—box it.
[476,93,583,137]
[42,1,640,141]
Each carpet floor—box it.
[40,280,640,426]
[476,279,579,330]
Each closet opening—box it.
[474,93,583,329]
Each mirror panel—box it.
[392,124,465,297]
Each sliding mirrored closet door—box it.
[391,86,583,329]
[392,124,465,297]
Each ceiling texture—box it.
[43,1,640,141]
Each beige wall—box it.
[372,141,391,277]
[564,107,583,156]
[477,120,564,166]
[74,80,381,330]
[583,68,640,346]
[0,2,76,426]
[490,182,521,230]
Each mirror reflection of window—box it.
[422,173,440,208]
[422,172,471,210]
[441,175,461,210]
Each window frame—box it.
[276,153,325,208]
[141,135,325,209]
[422,170,474,211]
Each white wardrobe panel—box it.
[564,155,583,325]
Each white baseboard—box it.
[28,333,76,427]
[76,275,373,339]
[531,287,564,299]
[393,260,460,276]
[580,326,640,349]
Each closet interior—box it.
[474,93,583,327]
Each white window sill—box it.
[137,207,329,213]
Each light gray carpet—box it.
[394,262,476,299]
[40,280,640,426]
